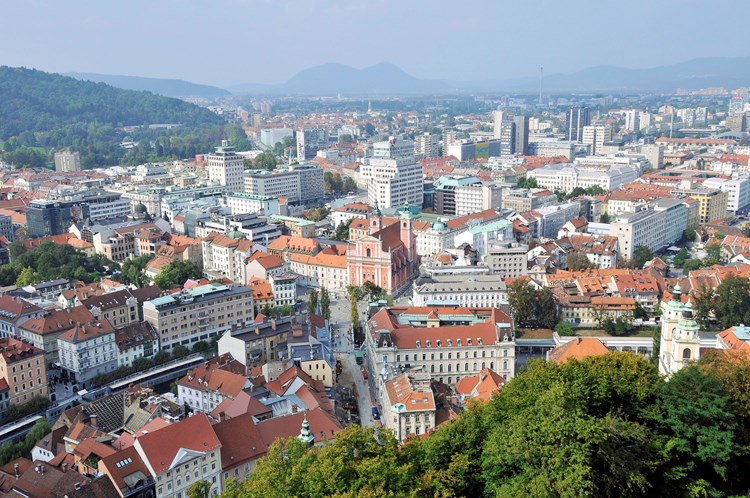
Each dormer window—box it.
[467,338,472,345]
[426,340,431,347]
[416,340,421,348]
[477,337,483,345]
[436,340,441,347]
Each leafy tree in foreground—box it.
[230,352,750,498]
[507,278,535,325]
[713,274,750,328]
[650,364,747,497]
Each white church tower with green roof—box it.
[659,283,701,377]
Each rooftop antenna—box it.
[538,66,543,106]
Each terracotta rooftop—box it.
[212,413,268,470]
[256,408,342,447]
[210,391,273,421]
[455,368,506,402]
[547,337,610,364]
[0,295,43,324]
[135,412,221,475]
[384,373,436,412]
[20,306,95,337]
[99,445,151,494]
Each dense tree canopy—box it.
[252,151,277,171]
[153,260,202,290]
[0,66,227,168]
[0,239,113,286]
[228,352,750,497]
[507,279,558,329]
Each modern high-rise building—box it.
[54,150,81,172]
[513,115,529,155]
[360,137,423,209]
[624,110,640,132]
[243,164,324,204]
[206,140,245,193]
[414,133,440,159]
[566,107,591,142]
[492,110,505,139]
[499,121,516,156]
[582,125,612,155]
[26,200,90,238]
[296,128,328,160]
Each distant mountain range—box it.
[227,56,750,95]
[57,56,750,97]
[65,72,231,98]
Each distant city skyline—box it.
[3,0,750,88]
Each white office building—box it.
[206,141,245,193]
[412,274,508,307]
[703,176,750,214]
[454,183,502,216]
[526,163,640,193]
[244,164,324,204]
[582,125,612,155]
[360,137,423,209]
[609,199,688,260]
[225,192,281,216]
[259,127,294,148]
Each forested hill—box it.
[0,66,222,137]
[0,66,237,168]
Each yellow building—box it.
[678,188,729,225]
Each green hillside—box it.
[0,66,245,168]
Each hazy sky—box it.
[3,0,749,87]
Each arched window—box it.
[447,364,452,372]
[366,248,371,257]
[465,362,469,371]
[430,364,435,373]
[439,364,443,373]
[683,348,691,360]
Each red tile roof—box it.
[548,337,610,364]
[135,412,221,474]
[455,368,506,402]
[99,445,151,492]
[212,414,268,470]
[256,408,342,447]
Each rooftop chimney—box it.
[89,414,98,428]
[271,319,277,331]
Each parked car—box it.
[372,407,380,420]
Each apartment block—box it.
[360,137,423,209]
[224,193,280,216]
[609,200,688,260]
[483,241,528,278]
[142,283,254,350]
[244,164,324,204]
[0,337,47,407]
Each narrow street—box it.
[338,350,375,428]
